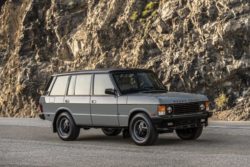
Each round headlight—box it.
[200,104,205,111]
[167,106,173,114]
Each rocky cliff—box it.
[0,0,249,120]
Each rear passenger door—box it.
[64,74,92,125]
[91,74,119,126]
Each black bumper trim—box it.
[152,112,212,130]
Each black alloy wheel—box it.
[56,112,80,141]
[129,113,158,146]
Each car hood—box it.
[127,91,208,104]
[156,92,208,104]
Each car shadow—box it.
[76,133,221,146]
[158,138,205,145]
[77,134,133,144]
[155,136,223,146]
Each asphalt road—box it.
[0,118,250,167]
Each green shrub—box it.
[130,11,138,21]
[142,1,158,18]
[145,2,158,11]
[151,10,158,17]
[142,10,151,17]
[215,93,228,111]
[131,1,158,21]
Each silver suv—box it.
[39,69,212,145]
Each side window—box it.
[75,75,92,95]
[94,74,114,95]
[50,76,69,96]
[67,75,76,95]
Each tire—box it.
[101,128,122,136]
[56,112,80,141]
[129,113,158,146]
[176,127,203,140]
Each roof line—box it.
[52,68,152,76]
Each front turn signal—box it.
[157,105,166,116]
[205,101,209,110]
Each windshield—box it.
[112,71,166,94]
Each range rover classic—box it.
[39,69,212,145]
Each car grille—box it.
[172,102,200,114]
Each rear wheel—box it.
[176,127,203,140]
[129,113,158,146]
[56,112,80,141]
[101,128,122,136]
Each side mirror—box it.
[105,88,117,95]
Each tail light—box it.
[39,104,43,113]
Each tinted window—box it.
[45,76,54,92]
[113,73,138,92]
[50,76,69,96]
[94,74,114,95]
[113,72,166,94]
[44,76,55,95]
[75,75,92,95]
[67,75,76,95]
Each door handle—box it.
[91,100,96,104]
[65,99,70,103]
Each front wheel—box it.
[56,112,80,141]
[176,127,203,140]
[129,113,158,146]
[101,128,122,136]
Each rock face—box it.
[0,0,249,120]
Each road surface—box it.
[0,118,250,167]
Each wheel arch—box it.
[128,109,151,126]
[52,108,74,133]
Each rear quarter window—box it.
[44,76,55,95]
[50,76,69,96]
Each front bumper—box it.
[152,111,213,131]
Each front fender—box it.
[126,105,158,125]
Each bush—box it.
[142,2,158,18]
[130,11,138,21]
[215,93,228,111]
[145,2,158,11]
